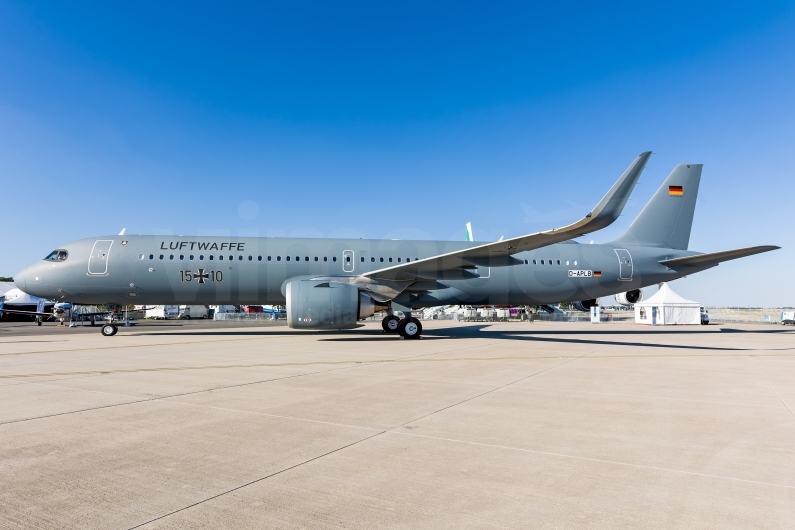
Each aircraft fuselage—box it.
[15,235,701,307]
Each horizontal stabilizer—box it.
[659,245,779,269]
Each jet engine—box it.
[572,299,598,312]
[285,279,385,329]
[615,289,643,306]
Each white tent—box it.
[634,283,700,325]
[1,288,53,306]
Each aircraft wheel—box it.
[184,315,191,320]
[37,320,42,326]
[399,317,422,339]
[101,324,118,337]
[382,315,400,333]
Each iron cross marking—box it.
[194,269,209,284]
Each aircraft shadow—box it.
[130,323,794,351]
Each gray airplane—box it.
[14,152,778,338]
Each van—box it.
[178,305,208,319]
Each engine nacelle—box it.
[615,289,643,306]
[572,299,598,312]
[285,280,381,329]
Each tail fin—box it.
[613,163,702,249]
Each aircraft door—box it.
[614,249,633,281]
[342,250,354,273]
[88,240,114,275]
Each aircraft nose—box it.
[14,267,27,291]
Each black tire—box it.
[101,324,118,337]
[382,315,401,333]
[37,320,42,326]
[399,317,422,339]
[184,315,191,320]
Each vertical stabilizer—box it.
[613,163,702,250]
[465,222,473,242]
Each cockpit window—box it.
[44,250,69,261]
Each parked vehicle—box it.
[146,305,179,319]
[178,305,208,319]
[781,311,795,325]
[700,307,710,325]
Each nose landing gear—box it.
[101,324,118,337]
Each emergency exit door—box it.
[88,240,114,275]
[342,250,354,273]
[614,249,633,281]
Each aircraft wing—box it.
[659,245,779,270]
[363,151,651,281]
[0,308,53,317]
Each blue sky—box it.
[1,1,793,305]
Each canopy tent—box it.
[635,283,700,325]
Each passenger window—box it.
[149,254,154,260]
[324,257,327,262]
[314,257,318,261]
[346,256,351,262]
[305,256,309,261]
[557,260,560,265]
[286,256,290,261]
[231,256,234,261]
[397,258,401,263]
[380,257,384,262]
[371,257,375,262]
[169,255,174,260]
[333,257,337,262]
[248,256,252,261]
[180,255,184,260]
[360,257,364,262]
[524,260,528,264]
[549,260,552,266]
[199,255,204,260]
[189,255,194,260]
[566,260,569,265]
[532,259,536,264]
[540,260,544,264]
[209,255,214,260]
[266,256,270,261]
[219,255,224,261]
[159,255,164,260]
[277,256,281,261]
[259,256,263,261]
[389,257,393,262]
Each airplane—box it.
[13,152,779,338]
[0,301,113,326]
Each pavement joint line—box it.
[745,356,795,421]
[385,431,795,490]
[525,387,787,410]
[127,429,388,530]
[0,340,494,426]
[6,351,795,381]
[127,343,601,526]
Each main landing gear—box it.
[381,314,422,339]
[101,324,118,337]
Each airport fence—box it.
[706,308,791,324]
[213,313,283,321]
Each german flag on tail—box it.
[669,185,684,196]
